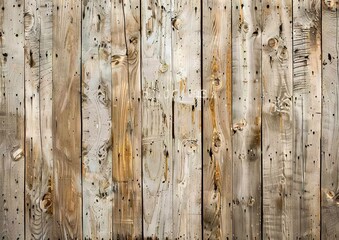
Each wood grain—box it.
[24,0,53,239]
[141,0,173,238]
[202,0,232,239]
[321,0,339,238]
[262,0,293,239]
[172,0,202,239]
[82,0,113,239]
[231,0,262,239]
[292,0,321,238]
[0,0,25,239]
[112,0,142,238]
[52,0,82,238]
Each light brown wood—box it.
[52,0,82,238]
[321,0,339,238]
[202,0,232,239]
[231,1,262,239]
[141,0,173,238]
[262,0,293,238]
[292,0,321,238]
[111,0,142,238]
[82,0,113,238]
[172,0,202,238]
[0,0,25,239]
[24,0,53,239]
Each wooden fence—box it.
[0,0,338,239]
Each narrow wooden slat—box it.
[202,0,232,239]
[321,0,339,238]
[52,0,82,238]
[82,0,112,238]
[112,0,142,238]
[24,0,53,238]
[292,0,321,238]
[262,0,293,238]
[141,0,173,238]
[231,0,262,239]
[172,0,202,238]
[0,0,25,239]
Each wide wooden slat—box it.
[141,0,173,238]
[202,0,232,239]
[172,0,202,239]
[292,0,321,238]
[111,0,142,238]
[262,0,293,238]
[231,0,262,239]
[321,0,339,238]
[52,0,82,238]
[24,0,53,238]
[0,0,25,239]
[82,0,112,238]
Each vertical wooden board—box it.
[141,0,173,238]
[262,0,293,239]
[112,0,142,238]
[24,0,53,238]
[82,0,112,239]
[52,0,82,238]
[231,0,262,239]
[0,0,25,239]
[172,0,202,238]
[321,0,339,238]
[202,0,232,239]
[292,0,321,238]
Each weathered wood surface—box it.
[172,0,202,239]
[0,0,25,239]
[293,0,321,238]
[24,0,53,238]
[231,0,262,239]
[112,0,142,238]
[202,0,232,239]
[82,0,112,239]
[321,0,339,238]
[52,0,82,238]
[262,0,293,239]
[141,0,173,238]
[0,0,339,238]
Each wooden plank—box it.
[172,0,202,238]
[82,0,112,238]
[52,0,82,238]
[321,0,339,238]
[0,0,25,239]
[111,0,142,238]
[141,0,173,238]
[231,1,262,239]
[202,0,232,239]
[24,0,53,239]
[261,0,293,238]
[292,0,321,238]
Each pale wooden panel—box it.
[321,0,339,238]
[141,0,173,238]
[172,0,202,238]
[0,0,25,239]
[202,1,232,239]
[24,0,53,239]
[52,0,82,238]
[292,0,321,238]
[231,1,262,239]
[82,0,112,238]
[112,0,142,238]
[262,0,293,238]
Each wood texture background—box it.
[0,0,337,239]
